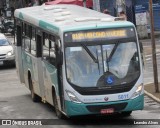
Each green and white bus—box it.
[14,4,144,118]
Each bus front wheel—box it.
[29,77,41,102]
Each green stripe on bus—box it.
[39,20,59,34]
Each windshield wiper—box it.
[96,49,100,74]
[81,44,98,63]
[105,43,119,73]
[81,44,101,74]
[108,43,119,62]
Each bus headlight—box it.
[66,90,81,104]
[131,84,143,99]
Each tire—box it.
[53,92,65,119]
[29,77,41,102]
[121,111,132,117]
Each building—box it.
[93,0,160,38]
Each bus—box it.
[14,4,144,118]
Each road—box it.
[0,35,160,127]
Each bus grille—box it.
[86,103,128,113]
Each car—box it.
[0,33,15,66]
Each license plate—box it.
[0,61,3,65]
[100,108,114,114]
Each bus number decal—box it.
[118,94,129,100]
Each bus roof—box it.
[14,5,134,34]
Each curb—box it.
[144,90,160,103]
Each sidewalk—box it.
[144,83,160,103]
[147,31,160,38]
[141,32,160,103]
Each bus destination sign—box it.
[72,30,126,41]
[64,29,133,43]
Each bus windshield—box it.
[65,41,140,88]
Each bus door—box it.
[15,21,25,83]
[42,34,64,109]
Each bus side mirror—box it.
[139,41,144,66]
[139,41,143,54]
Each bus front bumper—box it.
[65,94,144,117]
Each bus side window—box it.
[23,24,31,53]
[31,27,36,56]
[24,37,31,52]
[42,33,57,65]
[50,40,56,65]
[43,34,50,61]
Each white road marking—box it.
[145,53,160,58]
[146,58,151,61]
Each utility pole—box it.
[149,0,159,93]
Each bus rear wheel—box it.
[53,93,65,119]
[29,77,41,102]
